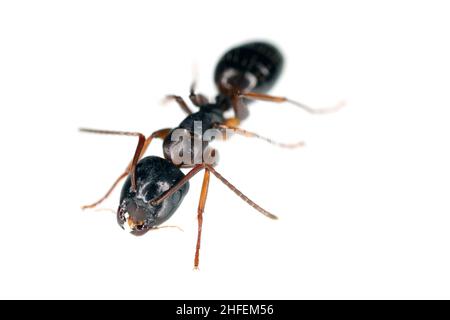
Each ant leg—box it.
[149,164,276,268]
[189,79,209,107]
[130,128,171,174]
[223,117,240,127]
[150,164,205,206]
[240,92,345,114]
[79,128,171,209]
[215,123,304,149]
[205,164,278,220]
[194,169,210,269]
[150,164,277,220]
[79,128,145,192]
[163,95,193,115]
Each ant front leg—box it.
[79,127,171,210]
[194,169,210,269]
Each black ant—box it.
[80,42,342,268]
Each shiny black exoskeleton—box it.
[82,40,341,268]
[117,156,189,235]
[162,42,284,166]
[214,42,284,95]
[119,41,284,234]
[162,105,224,167]
[213,41,283,120]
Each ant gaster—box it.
[80,42,343,268]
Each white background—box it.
[1,1,449,299]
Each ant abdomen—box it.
[214,42,284,95]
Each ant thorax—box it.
[162,121,226,167]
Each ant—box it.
[80,42,343,269]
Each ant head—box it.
[117,156,189,236]
[117,198,158,236]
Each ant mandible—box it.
[80,42,343,269]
